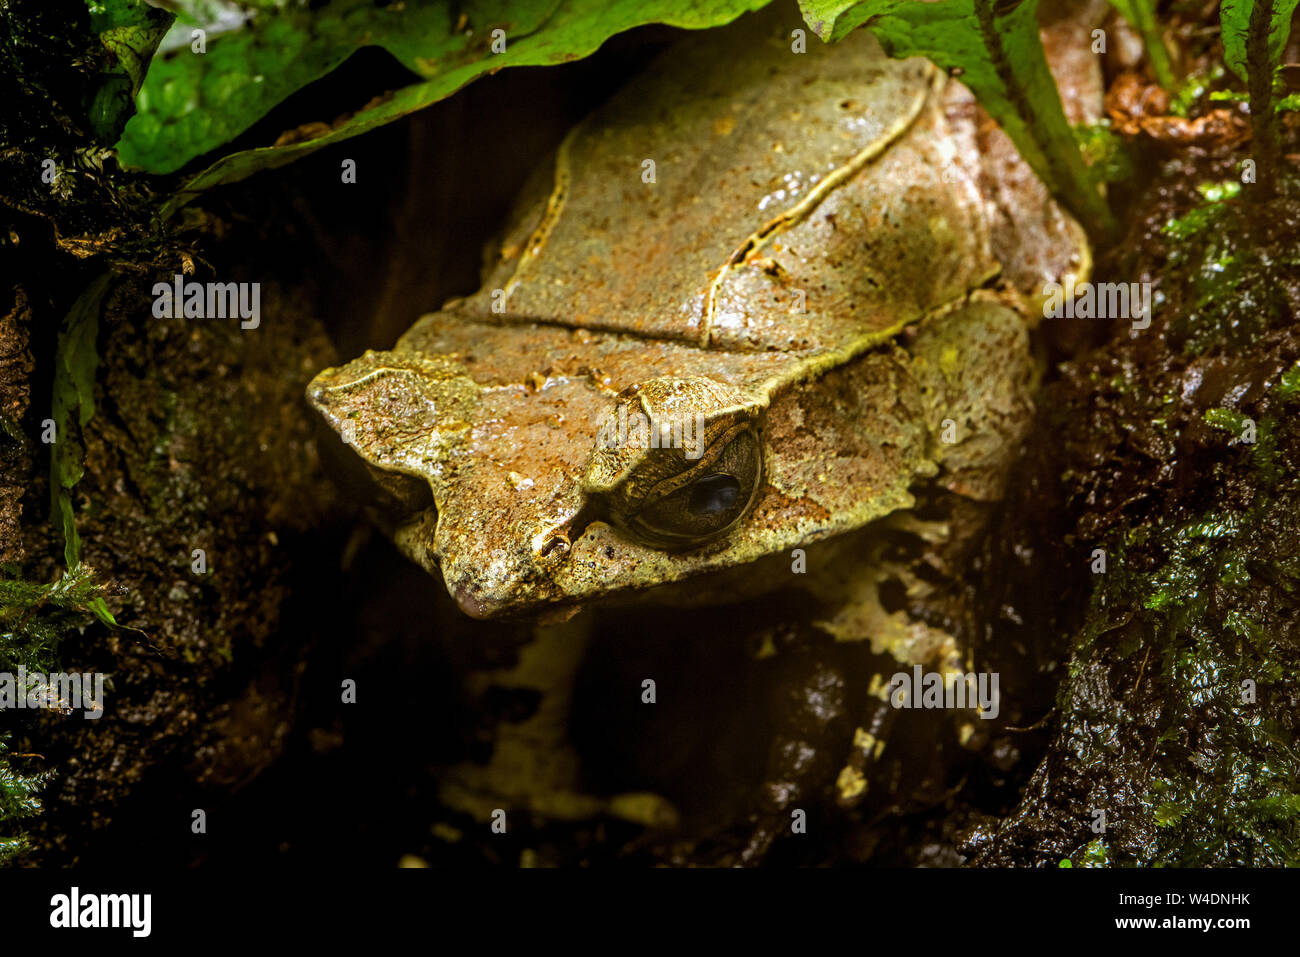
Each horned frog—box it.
[307,3,1100,860]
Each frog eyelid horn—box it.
[579,375,767,551]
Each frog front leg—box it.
[819,565,977,809]
[437,611,678,830]
[824,297,1033,806]
[710,611,969,864]
[736,625,853,864]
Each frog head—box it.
[308,292,1032,621]
[308,335,791,619]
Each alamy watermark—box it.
[0,667,105,719]
[152,273,260,329]
[50,887,150,937]
[888,666,999,720]
[596,406,708,460]
[1043,279,1152,330]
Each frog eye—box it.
[612,424,763,549]
[580,375,765,551]
[622,427,762,548]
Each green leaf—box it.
[1108,0,1176,89]
[1220,0,1299,199]
[50,272,114,573]
[86,0,175,143]
[797,0,1113,239]
[88,0,176,94]
[1221,0,1299,87]
[120,0,771,191]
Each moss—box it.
[1274,360,1300,401]
[1061,838,1109,867]
[1159,196,1300,355]
[1067,519,1300,864]
[964,8,1300,868]
[1081,838,1109,866]
[0,414,23,447]
[1074,121,1136,185]
[1204,407,1250,435]
[0,565,114,864]
[1154,801,1187,827]
[0,565,115,673]
[1160,204,1219,241]
[0,736,46,865]
[1064,406,1300,864]
[1167,65,1226,118]
[1196,181,1242,203]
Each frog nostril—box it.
[539,536,568,558]
[538,498,606,557]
